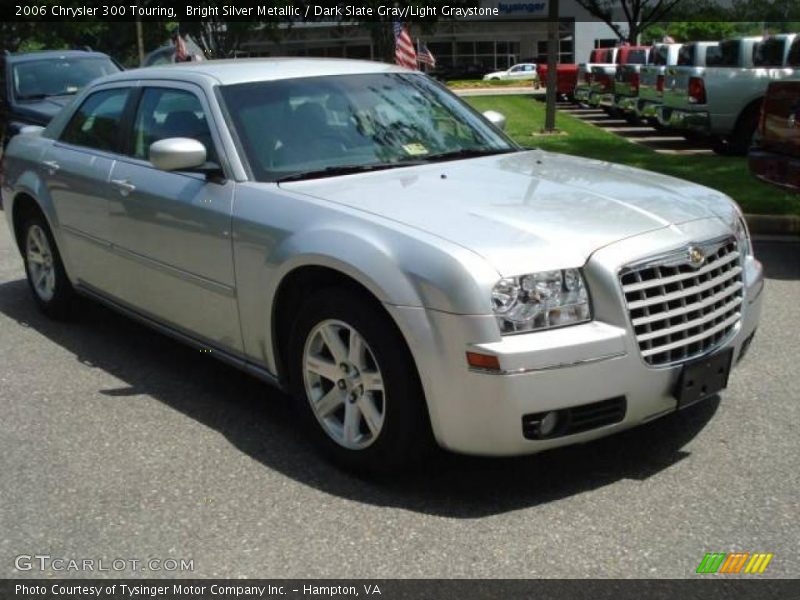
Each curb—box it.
[744,213,800,237]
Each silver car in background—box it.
[1,59,763,471]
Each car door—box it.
[506,65,523,80]
[106,83,242,353]
[517,65,535,80]
[44,85,133,293]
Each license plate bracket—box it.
[674,348,734,408]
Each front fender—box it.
[231,184,499,373]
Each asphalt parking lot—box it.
[1,212,798,579]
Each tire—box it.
[682,130,705,143]
[726,107,759,156]
[287,288,433,473]
[711,136,733,156]
[624,113,642,126]
[21,212,74,319]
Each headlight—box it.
[734,215,753,257]
[491,268,592,334]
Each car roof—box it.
[102,57,409,86]
[5,50,112,63]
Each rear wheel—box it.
[726,106,759,156]
[624,112,642,126]
[21,213,74,319]
[287,288,432,472]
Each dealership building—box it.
[240,1,624,70]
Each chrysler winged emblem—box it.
[688,246,705,268]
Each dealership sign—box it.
[485,0,549,17]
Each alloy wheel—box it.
[26,224,56,302]
[302,319,386,450]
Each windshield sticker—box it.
[402,143,429,156]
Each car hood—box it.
[14,95,74,124]
[281,150,736,276]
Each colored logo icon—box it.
[696,552,774,574]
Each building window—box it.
[536,39,574,64]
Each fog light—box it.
[539,411,559,437]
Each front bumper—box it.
[657,106,710,132]
[574,86,590,104]
[616,95,638,113]
[597,93,615,108]
[638,100,661,119]
[588,91,613,108]
[387,220,764,456]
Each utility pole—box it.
[543,0,560,132]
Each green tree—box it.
[573,0,686,43]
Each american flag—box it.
[417,42,436,67]
[393,22,417,70]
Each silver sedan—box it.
[1,58,763,471]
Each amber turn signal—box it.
[466,352,501,371]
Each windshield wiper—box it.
[275,161,423,183]
[419,148,517,163]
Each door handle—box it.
[42,160,60,174]
[110,178,136,195]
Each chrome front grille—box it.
[620,238,743,367]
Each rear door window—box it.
[704,42,731,66]
[677,45,696,66]
[626,49,648,65]
[788,39,800,66]
[60,87,129,152]
[754,38,787,67]
[653,45,669,66]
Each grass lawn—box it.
[466,95,800,217]
[447,79,535,89]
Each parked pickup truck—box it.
[660,35,800,154]
[574,48,618,104]
[636,42,719,126]
[615,43,682,123]
[748,79,800,191]
[536,63,578,99]
[589,46,650,111]
[0,49,121,149]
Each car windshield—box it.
[13,56,120,100]
[219,72,518,182]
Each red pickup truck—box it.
[748,79,800,192]
[536,63,579,99]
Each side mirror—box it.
[483,110,507,131]
[19,125,45,137]
[149,137,207,172]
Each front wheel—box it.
[22,213,74,319]
[287,288,433,472]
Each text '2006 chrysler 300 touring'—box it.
[1,58,763,471]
